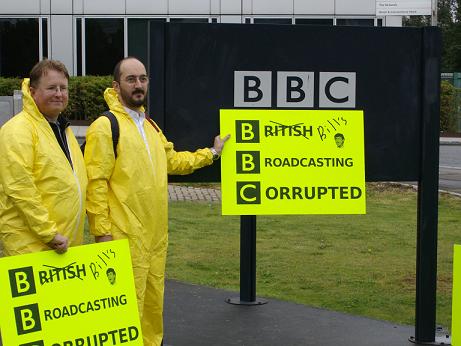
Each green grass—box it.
[166,183,461,329]
[0,183,459,329]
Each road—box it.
[439,145,461,195]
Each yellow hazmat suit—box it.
[0,79,87,255]
[84,88,213,346]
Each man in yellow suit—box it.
[84,57,228,346]
[0,59,87,256]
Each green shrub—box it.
[0,77,21,96]
[62,76,112,122]
[440,80,458,132]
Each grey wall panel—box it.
[242,0,252,14]
[294,0,335,15]
[83,0,125,14]
[386,16,403,27]
[211,0,220,15]
[335,0,375,15]
[50,15,74,75]
[73,0,84,14]
[169,0,210,14]
[221,15,242,23]
[252,0,292,15]
[0,97,14,127]
[41,0,51,14]
[1,0,40,14]
[126,0,168,14]
[51,0,72,14]
[221,0,240,14]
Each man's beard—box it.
[122,88,146,108]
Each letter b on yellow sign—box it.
[14,303,42,335]
[236,120,259,143]
[9,266,36,297]
[236,151,260,174]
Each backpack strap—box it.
[146,115,160,133]
[101,111,120,159]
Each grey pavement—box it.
[163,280,421,346]
[168,184,221,202]
[436,138,461,196]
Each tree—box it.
[403,0,461,71]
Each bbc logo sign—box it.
[234,71,356,108]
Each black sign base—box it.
[409,326,451,345]
[225,297,268,306]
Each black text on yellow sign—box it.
[0,240,143,345]
[220,109,366,215]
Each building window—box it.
[253,18,292,25]
[76,18,82,76]
[377,19,383,27]
[336,19,375,27]
[128,18,165,68]
[169,18,209,23]
[295,18,334,26]
[42,18,48,59]
[0,18,39,77]
[85,18,124,76]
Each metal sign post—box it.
[226,215,267,305]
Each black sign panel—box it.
[149,23,440,182]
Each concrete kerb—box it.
[440,137,461,145]
[388,182,461,199]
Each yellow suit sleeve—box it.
[158,129,214,175]
[84,117,116,236]
[0,124,58,243]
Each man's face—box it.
[114,59,149,109]
[335,136,344,148]
[30,69,69,119]
[107,271,116,284]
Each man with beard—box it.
[84,57,228,346]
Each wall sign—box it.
[220,109,366,215]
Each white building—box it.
[0,0,402,77]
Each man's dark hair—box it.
[113,57,140,83]
[334,133,345,140]
[106,268,116,275]
[29,59,69,88]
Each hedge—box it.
[440,80,458,133]
[0,76,459,131]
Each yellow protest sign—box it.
[453,244,461,345]
[220,109,366,215]
[0,240,142,346]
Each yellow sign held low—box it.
[453,244,461,345]
[0,240,142,345]
[220,109,366,215]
